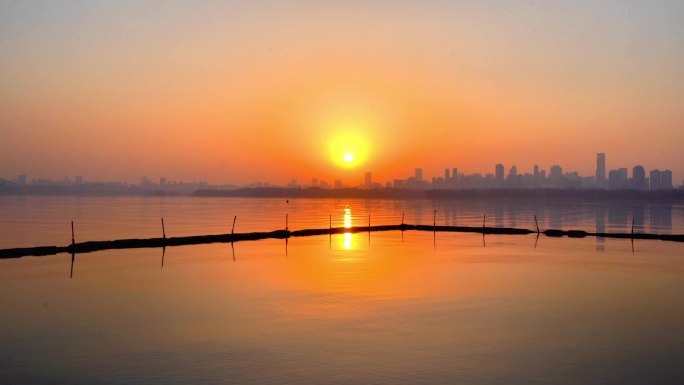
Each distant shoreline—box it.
[198,187,684,202]
[1,184,684,201]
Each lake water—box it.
[1,195,683,249]
[1,196,684,384]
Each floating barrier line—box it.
[1,224,682,259]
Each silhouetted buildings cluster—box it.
[345,152,677,190]
[3,152,680,193]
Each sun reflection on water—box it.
[343,233,352,250]
[343,205,353,251]
[344,206,352,229]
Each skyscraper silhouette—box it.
[633,166,646,189]
[495,164,504,187]
[596,153,606,188]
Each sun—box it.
[329,130,369,169]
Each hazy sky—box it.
[1,1,683,185]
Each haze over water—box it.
[1,196,683,249]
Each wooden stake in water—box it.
[482,214,486,232]
[329,214,332,233]
[401,212,405,242]
[161,217,166,239]
[433,210,437,230]
[631,217,635,237]
[70,252,75,279]
[231,216,237,235]
[534,215,540,234]
[285,199,289,231]
[71,221,75,245]
[368,213,371,229]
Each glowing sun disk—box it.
[329,131,369,169]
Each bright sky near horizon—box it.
[1,1,683,185]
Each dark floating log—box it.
[567,230,588,238]
[1,224,682,259]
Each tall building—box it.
[495,164,504,186]
[159,177,166,187]
[632,166,646,189]
[549,165,563,186]
[533,165,541,188]
[650,170,661,190]
[508,165,517,179]
[663,170,673,189]
[596,153,606,188]
[415,168,423,181]
[451,168,458,185]
[608,168,627,189]
[364,172,372,188]
[650,169,673,190]
[311,177,318,187]
[444,168,450,181]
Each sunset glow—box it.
[0,2,682,185]
[329,131,369,170]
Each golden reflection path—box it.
[343,205,352,251]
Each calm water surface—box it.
[1,197,683,384]
[0,196,682,249]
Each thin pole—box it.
[70,252,75,279]
[631,217,635,237]
[534,215,540,234]
[329,214,332,233]
[368,213,371,228]
[433,210,437,229]
[286,199,289,232]
[482,214,486,233]
[161,217,166,239]
[231,216,237,235]
[401,212,405,241]
[70,221,76,276]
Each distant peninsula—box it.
[193,187,684,201]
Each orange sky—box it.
[1,1,682,185]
